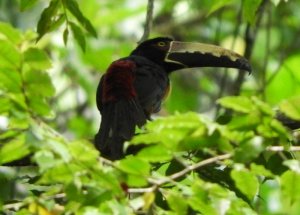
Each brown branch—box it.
[139,0,155,43]
[128,153,232,193]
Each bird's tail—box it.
[95,99,146,160]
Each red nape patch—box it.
[102,60,137,103]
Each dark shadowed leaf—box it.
[70,22,86,51]
[63,28,69,45]
[36,0,60,40]
[65,0,97,37]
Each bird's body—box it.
[95,37,251,160]
[95,56,170,159]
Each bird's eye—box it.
[157,41,166,47]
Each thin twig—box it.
[138,0,155,43]
[128,153,232,193]
[266,146,300,152]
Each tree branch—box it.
[138,0,155,43]
[230,0,268,96]
[128,153,232,193]
[266,146,300,152]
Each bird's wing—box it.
[95,59,147,159]
[131,56,170,117]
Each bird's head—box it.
[130,37,252,73]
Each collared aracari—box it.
[95,37,251,160]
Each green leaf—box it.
[231,167,259,201]
[206,0,236,16]
[0,22,22,44]
[39,163,79,183]
[70,22,86,51]
[0,68,22,93]
[20,0,38,11]
[48,14,66,32]
[218,96,254,113]
[234,136,264,163]
[266,55,300,105]
[227,113,260,130]
[243,0,263,24]
[281,170,300,214]
[0,40,21,69]
[24,48,52,70]
[36,0,60,40]
[250,163,274,178]
[279,96,300,120]
[68,140,99,166]
[166,191,188,213]
[23,69,55,97]
[117,156,150,176]
[0,135,30,164]
[47,139,71,162]
[63,28,69,45]
[34,150,59,172]
[27,96,52,116]
[137,145,172,162]
[0,96,11,113]
[65,0,97,37]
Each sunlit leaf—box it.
[0,22,22,43]
[281,170,300,209]
[23,69,55,97]
[166,191,188,213]
[279,96,300,120]
[234,136,264,163]
[266,55,300,105]
[0,68,22,93]
[218,96,254,113]
[117,156,150,176]
[34,150,59,172]
[206,0,236,16]
[24,48,52,70]
[0,40,21,69]
[0,134,30,164]
[231,167,259,201]
[137,145,172,162]
[250,163,274,178]
[243,0,263,24]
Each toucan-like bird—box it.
[95,37,251,160]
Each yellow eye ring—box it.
[157,41,166,47]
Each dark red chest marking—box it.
[102,60,137,103]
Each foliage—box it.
[0,0,300,214]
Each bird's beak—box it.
[165,41,252,72]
